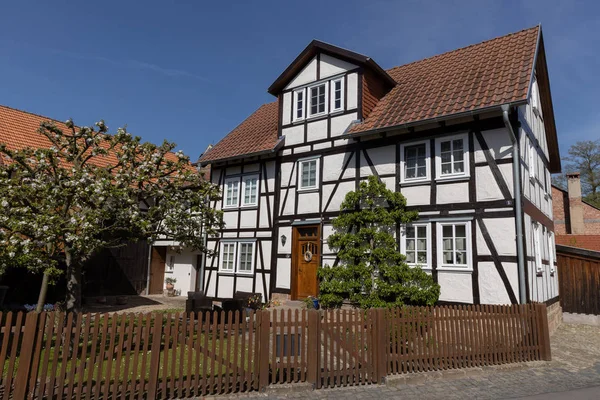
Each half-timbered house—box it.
[198,25,561,306]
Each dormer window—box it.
[309,83,328,117]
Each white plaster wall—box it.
[240,209,258,228]
[473,128,512,163]
[476,167,503,201]
[261,241,272,270]
[307,119,328,142]
[219,275,234,299]
[381,176,396,192]
[363,146,395,176]
[323,153,354,181]
[401,185,430,206]
[319,54,357,79]
[347,73,358,110]
[330,113,358,137]
[323,181,354,212]
[282,91,292,125]
[437,182,469,204]
[236,277,253,293]
[285,56,317,90]
[205,269,216,297]
[276,258,291,289]
[280,162,296,188]
[222,212,238,230]
[478,262,518,304]
[475,217,516,256]
[438,272,473,303]
[278,226,293,254]
[281,188,295,215]
[259,196,272,228]
[297,191,320,214]
[282,124,305,146]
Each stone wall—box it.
[546,300,563,336]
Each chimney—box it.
[567,172,585,234]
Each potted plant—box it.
[165,277,176,292]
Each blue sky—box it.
[1,1,599,162]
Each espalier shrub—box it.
[318,176,440,309]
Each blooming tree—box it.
[0,119,223,312]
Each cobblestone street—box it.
[208,323,600,399]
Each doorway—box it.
[148,246,167,295]
[291,225,320,300]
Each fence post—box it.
[147,314,163,399]
[536,304,552,361]
[306,309,320,388]
[13,312,39,399]
[258,309,271,391]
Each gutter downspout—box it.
[502,104,527,304]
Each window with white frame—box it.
[548,231,555,274]
[224,177,240,208]
[220,242,236,272]
[401,141,430,182]
[293,89,305,121]
[166,255,175,273]
[437,221,471,270]
[331,78,344,112]
[308,83,328,117]
[219,241,255,274]
[436,134,468,179]
[528,139,536,181]
[237,242,255,274]
[299,157,319,190]
[242,174,259,207]
[533,222,542,274]
[401,223,431,268]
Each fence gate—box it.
[557,245,600,315]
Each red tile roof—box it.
[0,104,183,168]
[347,26,539,134]
[556,235,600,252]
[200,26,541,163]
[199,101,281,163]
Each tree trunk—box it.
[65,249,82,313]
[35,271,50,313]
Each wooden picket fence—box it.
[0,303,551,399]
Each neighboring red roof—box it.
[556,235,600,252]
[347,26,539,134]
[201,26,541,164]
[0,104,185,169]
[199,101,281,163]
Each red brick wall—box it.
[362,69,389,119]
[553,185,600,250]
[552,186,568,235]
[556,235,600,251]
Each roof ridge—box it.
[0,104,70,127]
[385,25,540,74]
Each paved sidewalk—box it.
[209,323,600,399]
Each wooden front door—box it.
[292,225,320,300]
[148,246,167,295]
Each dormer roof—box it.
[267,40,396,95]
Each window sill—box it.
[218,271,254,277]
[240,205,259,210]
[400,179,432,187]
[435,175,470,183]
[298,187,319,193]
[437,267,473,273]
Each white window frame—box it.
[166,255,175,273]
[236,241,256,275]
[298,156,320,191]
[400,223,432,269]
[293,88,306,122]
[435,133,469,180]
[241,174,259,207]
[307,82,329,118]
[400,140,431,183]
[533,222,543,274]
[437,220,473,271]
[224,177,240,208]
[528,139,536,182]
[330,78,344,113]
[219,241,237,273]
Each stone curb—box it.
[386,361,550,387]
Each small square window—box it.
[299,158,319,190]
[436,134,469,180]
[224,178,240,208]
[241,175,259,207]
[401,141,430,183]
